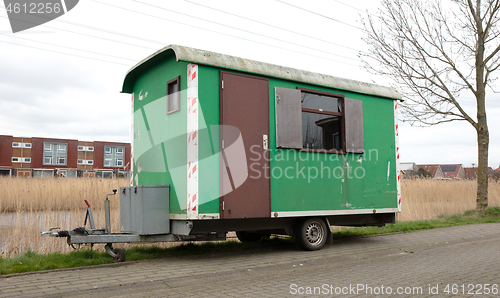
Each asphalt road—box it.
[1,223,500,297]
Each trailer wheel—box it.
[112,248,126,262]
[296,218,328,251]
[236,231,263,242]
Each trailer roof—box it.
[121,45,401,100]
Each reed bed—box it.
[398,179,500,221]
[1,177,500,258]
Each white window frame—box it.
[116,147,124,154]
[58,144,66,152]
[23,158,31,163]
[78,146,85,151]
[12,142,21,148]
[87,146,94,151]
[104,159,112,167]
[77,159,84,165]
[116,159,123,167]
[57,156,66,165]
[44,143,51,151]
[23,143,32,148]
[44,157,52,164]
[87,160,94,165]
[12,157,20,162]
[104,147,112,154]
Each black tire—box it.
[295,218,328,251]
[236,231,264,242]
[112,248,126,262]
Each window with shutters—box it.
[300,89,344,151]
[275,87,364,154]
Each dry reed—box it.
[398,179,500,221]
[1,177,500,258]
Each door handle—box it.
[263,134,268,150]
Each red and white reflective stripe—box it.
[394,101,401,212]
[187,64,199,219]
[130,93,134,186]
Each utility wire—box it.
[185,0,364,53]
[4,34,137,61]
[93,1,363,68]
[276,0,366,31]
[0,15,157,51]
[0,39,132,66]
[332,0,374,16]
[131,0,360,62]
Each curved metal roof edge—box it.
[122,45,402,100]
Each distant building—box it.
[440,164,465,179]
[416,164,444,179]
[0,135,130,178]
[464,167,495,179]
[494,167,500,180]
[400,162,419,178]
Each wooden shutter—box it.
[275,87,302,149]
[344,98,364,154]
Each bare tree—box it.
[361,0,500,210]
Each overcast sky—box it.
[0,0,499,168]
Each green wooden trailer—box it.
[43,45,402,260]
[120,44,402,251]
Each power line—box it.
[0,39,132,66]
[0,15,157,51]
[131,0,361,63]
[4,34,137,61]
[276,0,366,31]
[92,1,363,68]
[332,0,374,16]
[185,0,364,53]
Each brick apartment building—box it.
[0,135,130,178]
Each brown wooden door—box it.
[220,72,270,219]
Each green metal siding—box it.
[197,66,220,214]
[131,53,189,215]
[129,56,397,217]
[267,79,397,213]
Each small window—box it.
[116,159,123,167]
[104,159,111,167]
[23,143,32,148]
[116,147,124,154]
[24,158,31,163]
[78,146,85,151]
[87,147,94,151]
[58,144,66,152]
[12,157,19,162]
[104,147,112,154]
[44,143,51,151]
[57,157,66,165]
[167,76,181,114]
[77,159,84,164]
[87,160,94,165]
[12,142,21,147]
[301,90,344,151]
[44,157,52,164]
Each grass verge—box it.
[1,207,500,275]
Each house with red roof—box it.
[464,167,494,179]
[440,164,465,179]
[416,164,444,179]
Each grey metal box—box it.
[120,185,170,235]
